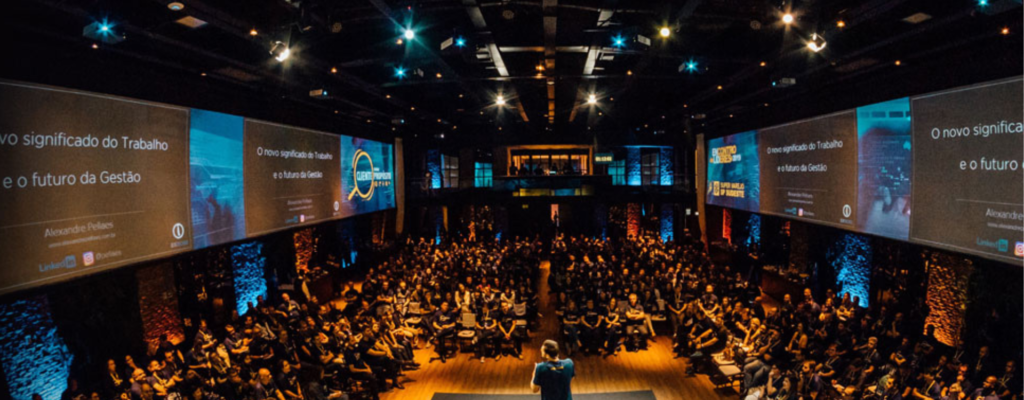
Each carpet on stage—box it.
[430,391,657,400]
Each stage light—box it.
[837,20,846,28]
[396,38,403,45]
[977,0,988,6]
[91,43,98,49]
[1002,27,1010,35]
[403,29,415,40]
[894,60,901,66]
[436,73,442,79]
[612,34,626,48]
[659,27,671,38]
[84,20,125,44]
[395,67,406,78]
[587,94,597,105]
[270,41,290,62]
[456,37,466,47]
[685,61,698,72]
[331,67,337,74]
[496,95,506,106]
[627,70,633,76]
[717,85,723,90]
[167,2,184,11]
[760,61,767,67]
[782,13,794,24]
[250,28,258,36]
[806,33,826,52]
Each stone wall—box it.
[925,251,974,346]
[0,296,73,400]
[627,203,641,237]
[659,147,674,186]
[626,147,641,186]
[660,205,674,243]
[231,241,268,316]
[827,233,872,308]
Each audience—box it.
[30,232,1024,400]
[549,233,1023,400]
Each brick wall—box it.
[137,263,185,345]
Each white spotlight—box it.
[806,33,826,52]
[403,29,415,40]
[659,27,671,38]
[782,13,794,24]
[271,41,291,62]
[496,95,506,106]
[587,94,597,105]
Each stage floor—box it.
[379,262,737,400]
[430,390,657,400]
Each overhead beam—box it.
[571,8,615,123]
[543,0,558,123]
[463,0,526,121]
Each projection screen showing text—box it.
[759,111,858,228]
[0,82,192,295]
[243,120,342,236]
[910,78,1024,263]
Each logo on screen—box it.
[172,223,185,240]
[39,256,77,273]
[300,214,306,223]
[842,204,852,218]
[710,145,739,164]
[334,201,340,211]
[1015,242,1024,257]
[348,149,392,202]
[83,251,95,267]
[998,239,1009,252]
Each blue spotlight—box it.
[455,37,466,47]
[977,0,988,5]
[100,24,110,32]
[685,61,698,72]
[612,34,626,48]
[395,67,406,78]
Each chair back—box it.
[461,313,477,329]
[513,302,527,317]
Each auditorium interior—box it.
[0,0,1022,400]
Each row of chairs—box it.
[379,302,530,353]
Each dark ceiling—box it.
[1,0,1021,145]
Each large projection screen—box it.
[0,82,192,295]
[910,78,1023,263]
[243,120,343,237]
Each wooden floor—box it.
[380,261,737,400]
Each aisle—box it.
[380,261,734,400]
